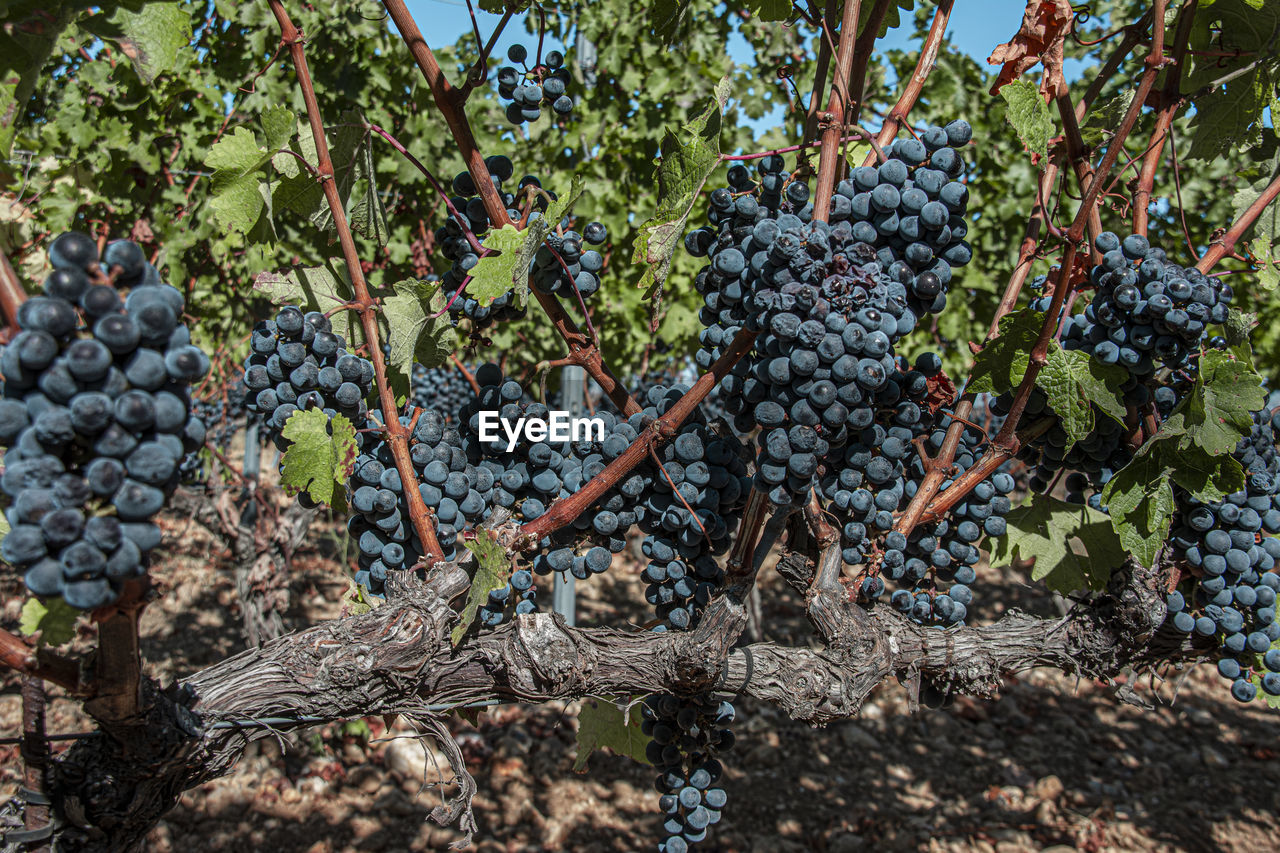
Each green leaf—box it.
[1101,447,1175,569]
[744,0,790,21]
[0,3,77,157]
[990,493,1124,594]
[632,77,732,296]
[206,123,286,235]
[998,79,1054,163]
[252,260,359,346]
[650,0,692,43]
[274,111,387,243]
[1079,91,1135,148]
[19,596,78,647]
[966,309,1043,395]
[468,175,585,307]
[1183,0,1280,162]
[1226,308,1258,347]
[97,1,192,85]
[1248,238,1280,291]
[279,409,358,512]
[573,696,652,772]
[452,527,510,646]
[1037,348,1128,453]
[381,278,454,403]
[1169,442,1246,504]
[1183,349,1265,456]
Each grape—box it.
[241,305,374,447]
[0,234,208,608]
[497,48,574,125]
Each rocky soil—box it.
[1,497,1277,853]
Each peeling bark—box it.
[2,546,1202,850]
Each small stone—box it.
[1201,745,1229,767]
[1032,774,1064,801]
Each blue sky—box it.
[402,0,1062,73]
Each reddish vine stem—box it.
[380,0,640,417]
[802,0,838,143]
[0,249,28,333]
[846,0,894,127]
[517,329,759,546]
[1133,0,1199,235]
[726,489,772,580]
[1196,170,1280,273]
[803,490,839,547]
[811,0,864,221]
[0,630,81,692]
[915,419,1056,525]
[899,1,1168,537]
[863,0,953,166]
[267,0,443,563]
[1054,92,1104,259]
[1077,12,1151,119]
[451,354,481,394]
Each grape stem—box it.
[860,0,954,167]
[802,0,838,144]
[896,1,1169,539]
[1196,168,1280,273]
[845,0,894,127]
[380,0,641,417]
[811,0,864,221]
[515,328,759,547]
[0,249,28,337]
[267,0,444,565]
[726,489,773,581]
[1133,0,1199,236]
[0,629,84,695]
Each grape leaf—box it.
[252,259,359,346]
[632,77,732,297]
[1078,90,1134,148]
[467,175,584,307]
[649,0,692,43]
[997,79,1054,163]
[1101,446,1174,569]
[1226,308,1258,347]
[1182,349,1265,456]
[452,527,510,646]
[279,409,358,512]
[966,309,1043,396]
[274,111,387,244]
[990,493,1123,594]
[1248,238,1280,291]
[573,697,652,772]
[89,1,193,85]
[380,278,454,404]
[1037,348,1127,453]
[206,127,276,234]
[0,3,78,157]
[1168,442,1246,504]
[19,596,78,647]
[1183,0,1280,162]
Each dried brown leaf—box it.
[987,0,1075,99]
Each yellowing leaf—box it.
[279,409,358,511]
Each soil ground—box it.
[1,498,1277,853]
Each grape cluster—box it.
[0,232,209,609]
[685,128,975,510]
[435,157,539,330]
[497,44,575,125]
[241,305,374,446]
[642,694,735,853]
[531,219,608,300]
[458,365,636,592]
[409,362,474,424]
[634,385,751,631]
[1061,232,1232,376]
[1166,407,1280,701]
[348,405,493,595]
